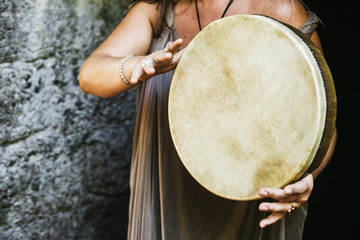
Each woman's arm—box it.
[312,128,337,179]
[79,2,156,97]
[258,0,337,228]
[79,2,183,98]
[271,0,336,178]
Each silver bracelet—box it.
[119,54,134,86]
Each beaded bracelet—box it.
[119,54,134,86]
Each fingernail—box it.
[260,221,267,228]
[259,190,268,196]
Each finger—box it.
[152,39,184,66]
[152,52,173,65]
[168,48,185,66]
[130,66,142,84]
[284,174,313,196]
[259,188,287,201]
[259,202,299,214]
[130,71,140,85]
[142,64,155,75]
[283,182,307,196]
[131,62,151,84]
[167,38,183,54]
[174,48,185,61]
[259,212,284,228]
[140,58,156,75]
[259,188,301,202]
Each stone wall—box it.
[0,0,135,239]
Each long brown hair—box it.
[129,0,179,37]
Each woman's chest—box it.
[173,0,267,47]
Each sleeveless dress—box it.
[128,6,319,240]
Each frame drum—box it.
[168,15,336,200]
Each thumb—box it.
[172,48,186,64]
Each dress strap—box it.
[299,11,319,37]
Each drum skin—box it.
[168,15,336,200]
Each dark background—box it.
[302,2,358,239]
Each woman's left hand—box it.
[258,173,314,228]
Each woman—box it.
[79,0,337,239]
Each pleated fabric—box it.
[127,6,319,240]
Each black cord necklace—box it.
[195,0,235,31]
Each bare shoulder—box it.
[263,1,323,53]
[91,1,160,56]
[125,1,159,31]
[263,0,308,28]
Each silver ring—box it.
[141,58,154,68]
[164,41,172,52]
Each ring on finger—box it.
[141,58,154,68]
[284,203,297,215]
[164,41,172,52]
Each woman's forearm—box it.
[79,2,159,98]
[311,127,337,179]
[79,53,143,98]
[79,38,184,98]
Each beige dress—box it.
[128,6,319,240]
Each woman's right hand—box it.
[130,38,184,85]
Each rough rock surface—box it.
[0,0,135,239]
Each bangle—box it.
[119,54,134,86]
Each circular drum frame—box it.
[168,15,336,201]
